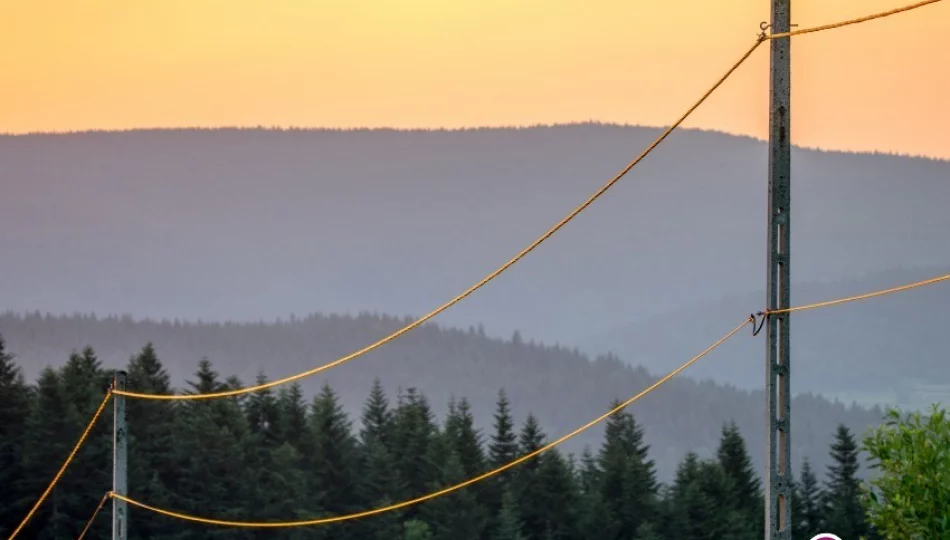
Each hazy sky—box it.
[2,0,947,159]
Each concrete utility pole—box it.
[113,371,128,540]
[765,0,792,538]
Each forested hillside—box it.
[0,312,883,483]
[0,337,877,539]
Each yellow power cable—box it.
[75,493,110,540]
[7,391,113,540]
[767,0,942,40]
[6,0,942,535]
[111,0,943,403]
[112,39,765,402]
[96,266,950,528]
[107,317,752,528]
[765,272,950,315]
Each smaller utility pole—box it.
[113,371,128,540]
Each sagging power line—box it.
[8,269,944,538]
[108,0,945,403]
[5,0,945,537]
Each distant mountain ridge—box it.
[3,124,948,350]
[0,310,883,482]
[2,124,948,406]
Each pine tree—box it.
[664,452,702,538]
[245,371,280,447]
[188,357,226,394]
[716,421,761,538]
[360,378,394,448]
[518,415,545,470]
[404,519,435,540]
[420,437,486,540]
[693,460,747,540]
[823,424,868,539]
[125,343,179,540]
[174,359,251,540]
[53,348,112,539]
[275,382,309,451]
[20,364,111,538]
[576,447,612,540]
[28,369,75,538]
[665,454,746,540]
[493,487,527,540]
[597,402,659,539]
[444,397,485,478]
[356,379,404,540]
[241,372,295,540]
[0,336,31,537]
[309,383,362,540]
[791,458,823,536]
[532,449,579,540]
[264,442,312,540]
[391,388,439,502]
[513,414,548,540]
[488,390,518,468]
[486,389,520,536]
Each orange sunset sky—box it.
[2,0,947,159]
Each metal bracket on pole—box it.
[113,371,128,540]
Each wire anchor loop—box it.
[751,311,768,336]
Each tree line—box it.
[0,310,888,483]
[1,337,876,539]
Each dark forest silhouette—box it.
[0,335,877,539]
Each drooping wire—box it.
[112,39,766,402]
[7,391,113,540]
[110,0,944,403]
[5,0,943,535]
[98,265,950,526]
[75,493,110,540]
[761,272,950,316]
[766,0,943,40]
[108,317,753,527]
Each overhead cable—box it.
[108,318,753,527]
[112,39,766,402]
[7,391,113,540]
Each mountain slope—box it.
[2,125,949,348]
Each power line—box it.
[10,1,946,534]
[50,267,950,530]
[99,265,950,528]
[75,493,110,540]
[766,0,942,40]
[15,268,943,534]
[763,272,950,315]
[7,391,113,540]
[109,0,945,403]
[107,317,753,528]
[112,39,766,402]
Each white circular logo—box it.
[809,534,842,540]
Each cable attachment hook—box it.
[751,311,768,336]
[758,20,799,40]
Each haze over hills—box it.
[2,124,948,402]
[581,266,950,404]
[0,310,884,482]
